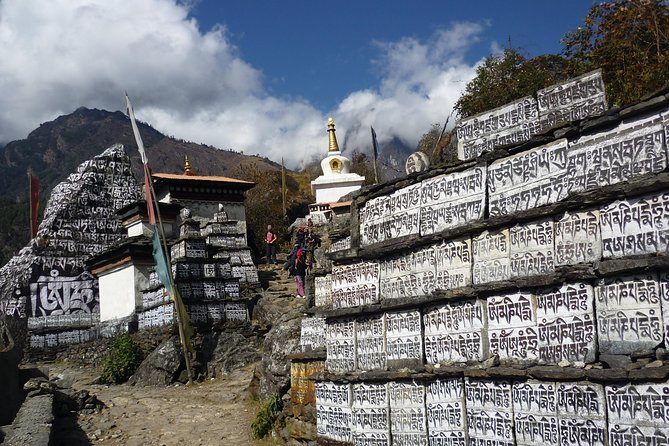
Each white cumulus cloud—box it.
[0,0,485,168]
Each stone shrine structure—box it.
[88,162,259,333]
[309,118,365,222]
[287,71,669,446]
[0,144,141,350]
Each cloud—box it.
[0,0,484,168]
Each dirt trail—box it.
[46,361,268,446]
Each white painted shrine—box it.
[309,118,365,220]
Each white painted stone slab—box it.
[488,139,568,217]
[300,316,326,351]
[380,245,436,299]
[555,382,606,419]
[512,381,557,414]
[606,383,669,427]
[434,238,472,289]
[424,332,484,364]
[424,301,486,334]
[473,258,511,285]
[600,192,669,258]
[426,401,466,432]
[555,210,602,265]
[661,271,669,348]
[352,382,389,408]
[466,409,515,442]
[356,314,386,371]
[426,378,465,404]
[386,310,423,363]
[595,274,664,354]
[537,70,606,114]
[457,96,539,160]
[331,261,380,308]
[314,274,332,307]
[537,313,597,364]
[420,166,486,235]
[566,113,667,194]
[325,319,356,372]
[595,273,661,310]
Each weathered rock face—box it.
[199,331,261,378]
[256,317,302,400]
[128,336,184,386]
[0,144,140,353]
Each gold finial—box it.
[327,117,340,152]
[184,154,196,176]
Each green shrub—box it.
[251,393,283,439]
[100,334,144,384]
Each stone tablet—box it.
[352,383,390,443]
[537,69,607,129]
[426,378,467,442]
[380,246,436,300]
[473,229,511,284]
[457,96,540,160]
[386,310,423,367]
[554,210,602,266]
[424,301,486,364]
[435,238,472,290]
[487,292,536,330]
[360,183,421,246]
[556,382,606,419]
[509,220,554,278]
[595,274,664,354]
[300,316,326,352]
[356,314,386,371]
[600,192,669,258]
[316,381,352,443]
[329,236,351,253]
[661,272,669,348]
[314,274,333,308]
[420,166,486,235]
[325,319,357,373]
[566,111,667,195]
[488,139,568,217]
[389,382,428,446]
[606,383,669,427]
[331,262,380,309]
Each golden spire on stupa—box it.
[184,154,196,176]
[327,117,340,152]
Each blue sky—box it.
[191,1,592,110]
[0,0,593,166]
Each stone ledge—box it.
[309,363,661,384]
[3,394,53,446]
[288,350,327,361]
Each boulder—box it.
[0,316,23,425]
[256,317,301,400]
[199,331,260,377]
[128,336,184,386]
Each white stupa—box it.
[310,118,365,205]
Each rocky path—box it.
[50,362,264,446]
[43,263,300,445]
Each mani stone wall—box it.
[0,144,140,351]
[298,77,669,446]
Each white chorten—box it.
[310,118,365,204]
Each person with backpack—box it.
[292,247,307,298]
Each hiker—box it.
[265,225,278,264]
[296,226,306,248]
[292,247,307,298]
